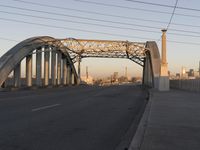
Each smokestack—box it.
[86,66,88,79]
[125,66,128,79]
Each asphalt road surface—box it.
[0,85,148,150]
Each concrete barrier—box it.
[170,79,200,92]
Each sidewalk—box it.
[129,89,200,150]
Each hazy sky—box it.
[0,0,200,78]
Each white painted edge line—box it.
[31,103,61,112]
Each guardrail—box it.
[170,79,200,92]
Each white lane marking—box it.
[31,104,61,112]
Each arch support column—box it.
[57,52,62,85]
[63,58,67,85]
[77,56,81,84]
[51,49,57,86]
[44,48,49,86]
[67,64,71,85]
[71,71,75,85]
[36,49,42,86]
[143,54,153,87]
[14,63,21,88]
[26,55,32,87]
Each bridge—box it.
[0,30,180,150]
[0,31,200,150]
[0,30,169,91]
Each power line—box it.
[11,0,168,25]
[1,5,200,37]
[166,0,178,30]
[125,0,174,8]
[6,9,200,36]
[74,0,200,19]
[15,0,200,12]
[1,1,200,43]
[0,10,162,33]
[170,22,200,28]
[10,0,200,28]
[126,0,200,12]
[74,0,172,14]
[0,37,19,42]
[0,17,157,41]
[168,40,200,46]
[168,32,200,38]
[2,10,200,39]
[0,5,162,30]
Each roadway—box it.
[0,85,148,150]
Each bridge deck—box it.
[0,85,147,150]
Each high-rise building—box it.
[199,61,200,77]
[188,69,194,77]
[181,67,187,79]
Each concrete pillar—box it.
[67,64,71,85]
[51,50,57,86]
[36,49,42,86]
[71,71,75,85]
[57,52,62,85]
[162,29,167,64]
[26,55,32,87]
[14,63,21,88]
[159,29,169,91]
[160,29,168,76]
[142,55,152,87]
[44,49,49,86]
[63,59,67,85]
[77,56,81,84]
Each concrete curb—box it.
[115,89,149,150]
[128,90,153,150]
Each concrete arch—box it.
[0,36,78,87]
[143,41,161,88]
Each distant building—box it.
[188,69,194,77]
[176,73,180,79]
[113,72,118,82]
[180,67,189,79]
[81,76,93,85]
[199,61,200,77]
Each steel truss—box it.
[60,38,147,66]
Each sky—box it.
[0,0,200,78]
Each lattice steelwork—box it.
[60,38,147,66]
